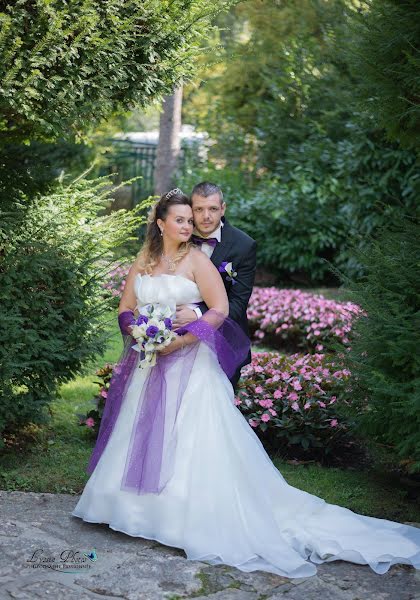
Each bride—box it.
[72,189,420,579]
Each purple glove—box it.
[118,310,136,337]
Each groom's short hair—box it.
[191,182,224,204]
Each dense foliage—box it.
[0,177,147,445]
[338,217,420,472]
[184,0,354,170]
[335,1,420,472]
[349,0,420,151]
[0,0,235,144]
[181,125,419,283]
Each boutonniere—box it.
[218,261,238,284]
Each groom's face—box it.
[191,193,226,237]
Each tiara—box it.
[165,188,184,199]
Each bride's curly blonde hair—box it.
[136,189,193,274]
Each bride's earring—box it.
[160,229,163,237]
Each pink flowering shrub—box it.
[102,264,130,303]
[248,287,362,353]
[77,364,114,435]
[236,351,351,458]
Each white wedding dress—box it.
[72,274,420,578]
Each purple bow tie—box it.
[191,235,218,248]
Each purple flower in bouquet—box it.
[136,314,149,325]
[146,325,159,337]
[130,303,176,368]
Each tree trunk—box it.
[154,86,183,196]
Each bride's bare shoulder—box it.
[188,246,217,273]
[189,246,210,265]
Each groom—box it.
[174,181,257,389]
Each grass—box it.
[1,311,419,523]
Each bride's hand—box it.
[158,335,184,356]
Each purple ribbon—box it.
[121,343,199,494]
[118,310,136,336]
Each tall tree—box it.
[154,86,183,195]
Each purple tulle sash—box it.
[86,309,250,494]
[86,334,138,476]
[177,309,250,379]
[121,343,199,494]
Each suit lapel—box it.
[210,219,234,268]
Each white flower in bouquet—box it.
[131,303,176,368]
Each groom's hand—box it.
[173,305,198,330]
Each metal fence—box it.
[100,139,157,207]
[100,138,204,209]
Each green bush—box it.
[0,0,232,143]
[338,216,420,472]
[348,0,420,152]
[0,176,147,446]
[181,123,419,284]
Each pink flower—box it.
[288,392,299,402]
[292,380,302,391]
[273,389,283,399]
[260,398,273,408]
[255,386,264,394]
[330,419,338,427]
[249,419,259,428]
[100,389,108,398]
[318,401,326,408]
[304,402,311,410]
[291,402,300,412]
[261,413,270,422]
[269,408,277,416]
[85,417,95,428]
[234,398,242,406]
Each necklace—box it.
[161,252,176,272]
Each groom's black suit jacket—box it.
[197,217,257,373]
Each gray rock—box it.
[0,491,419,600]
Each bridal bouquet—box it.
[131,304,176,368]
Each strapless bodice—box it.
[135,274,203,311]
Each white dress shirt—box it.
[192,221,224,258]
[189,221,224,318]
